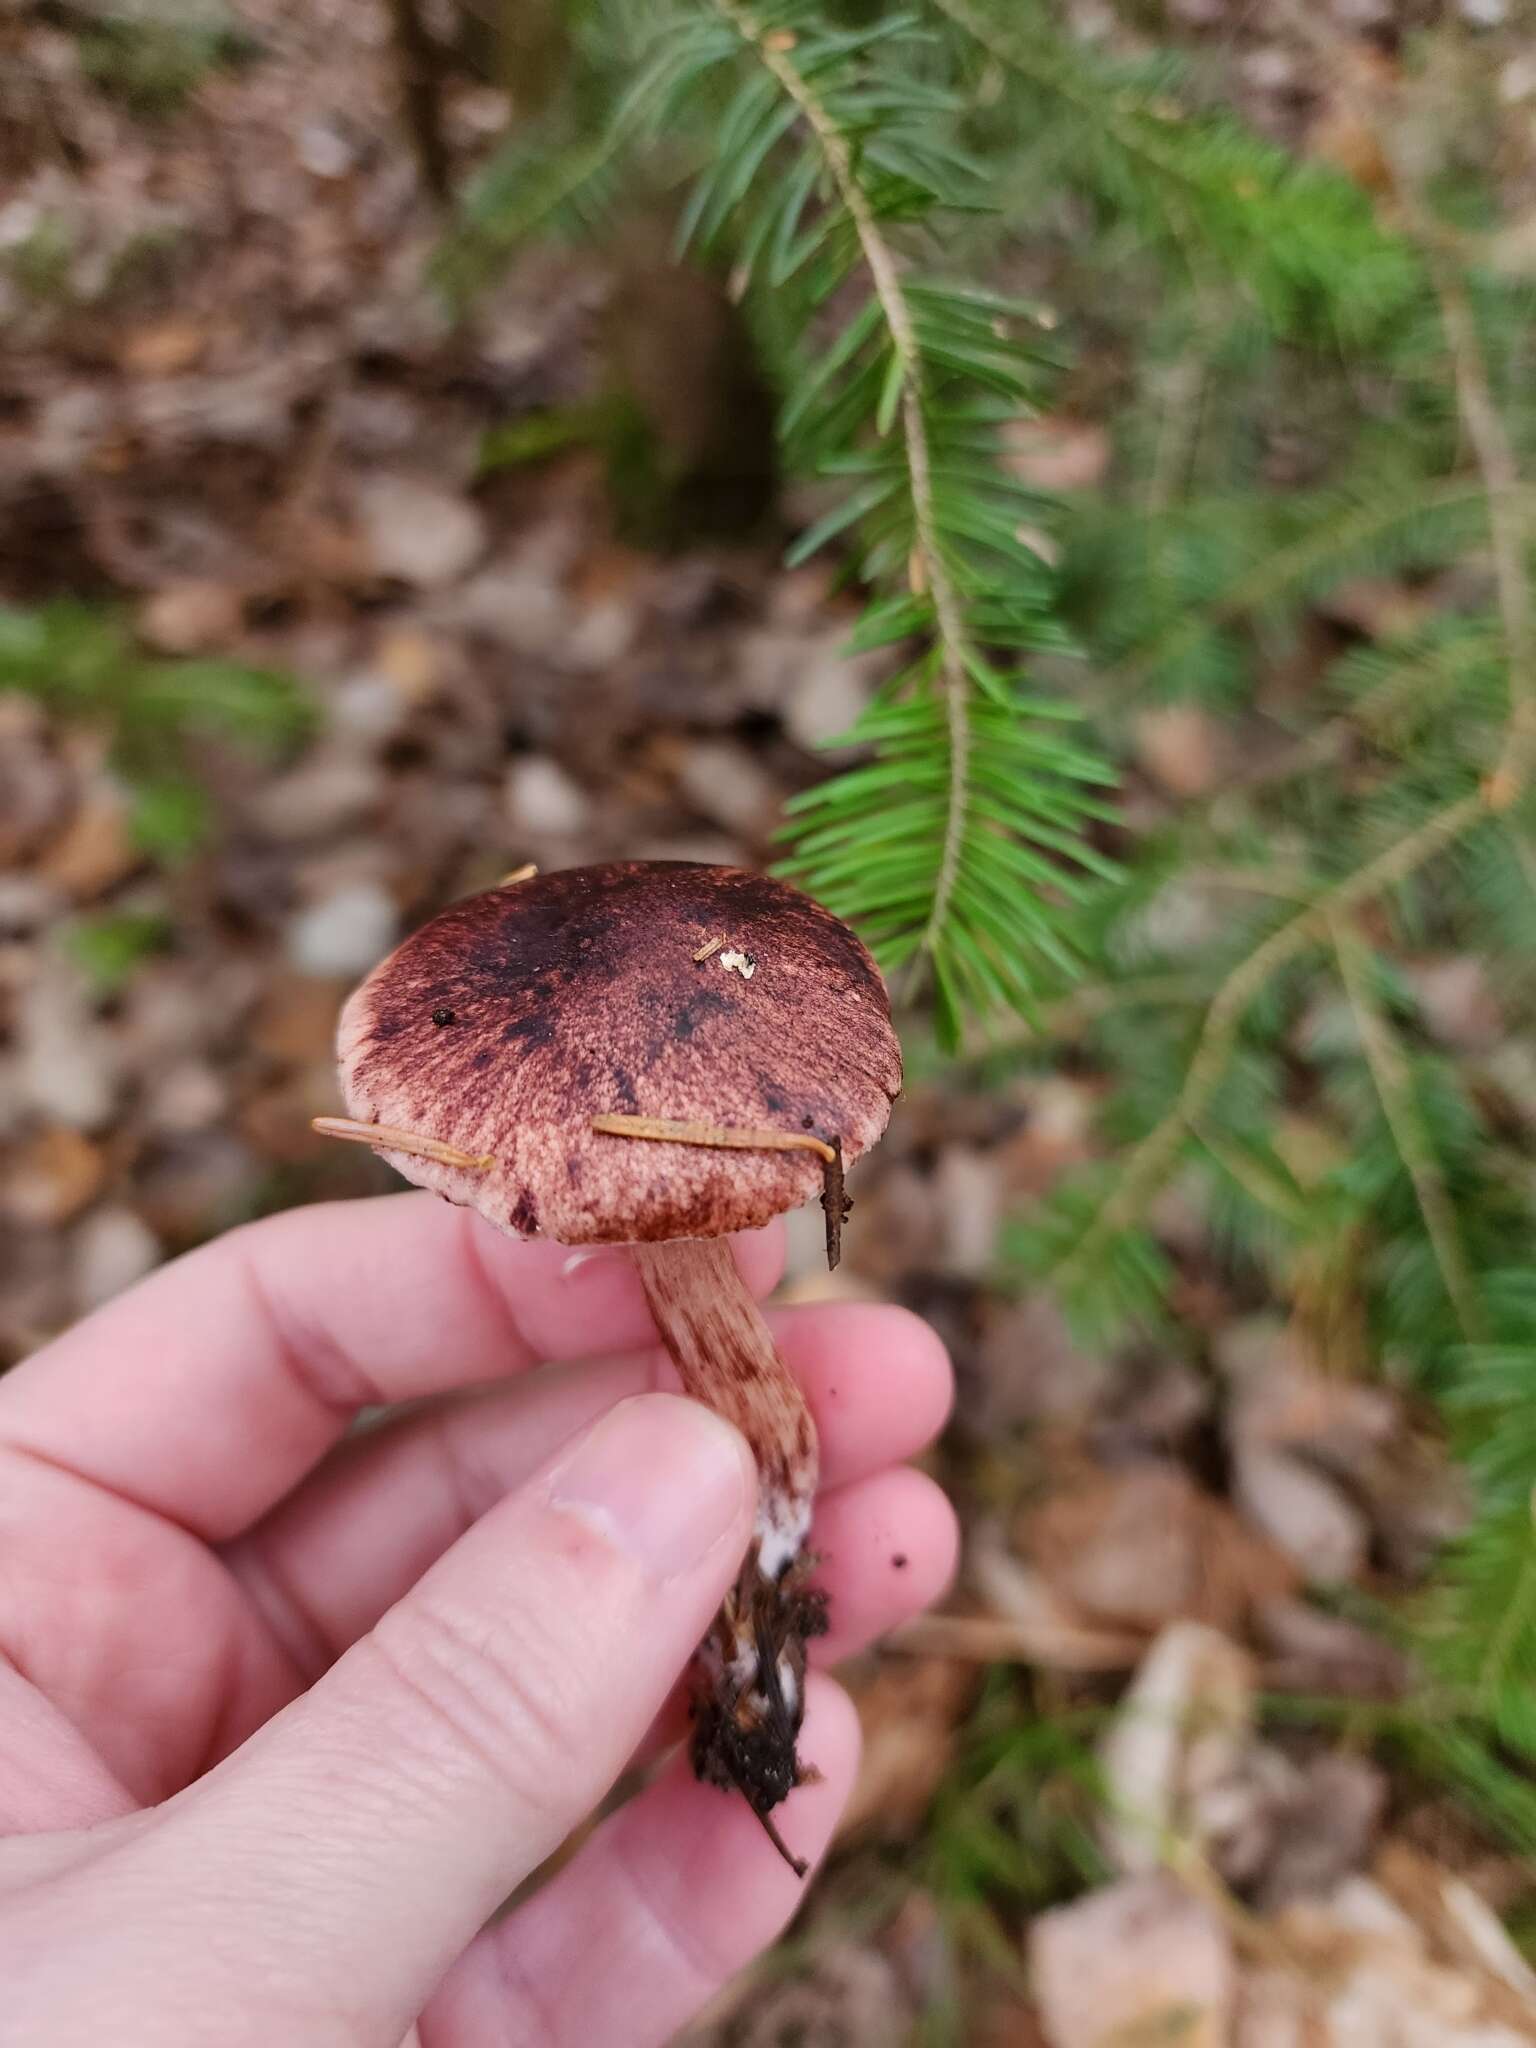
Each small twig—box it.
[498,863,539,887]
[692,936,725,963]
[1166,1844,1306,1973]
[1189,1116,1312,1230]
[591,1115,837,1164]
[749,1803,808,1880]
[311,1117,493,1170]
[885,1611,1144,1674]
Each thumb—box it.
[49,1395,754,2046]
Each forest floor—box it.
[3,2,1534,2043]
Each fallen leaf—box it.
[119,319,209,377]
[1134,705,1228,800]
[1030,1874,1235,2048]
[353,472,488,589]
[1025,1463,1296,1634]
[373,627,443,705]
[0,1127,108,1227]
[37,790,139,900]
[1099,1621,1256,1878]
[137,580,246,655]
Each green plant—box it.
[0,601,312,858]
[446,1,1124,1042]
[443,0,1536,1911]
[927,1676,1108,1920]
[64,909,174,992]
[4,215,76,303]
[987,18,1536,1853]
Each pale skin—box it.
[0,1193,957,2046]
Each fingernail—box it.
[560,1247,624,1283]
[547,1394,751,1580]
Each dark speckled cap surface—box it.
[336,861,903,1244]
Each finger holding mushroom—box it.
[317,860,903,1872]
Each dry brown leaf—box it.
[119,319,210,377]
[37,792,139,900]
[249,971,349,1067]
[1134,705,1228,800]
[373,627,443,706]
[0,1127,109,1228]
[1245,1846,1536,2046]
[137,580,246,656]
[1030,1875,1235,2048]
[1024,1463,1296,1636]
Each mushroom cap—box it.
[336,861,902,1244]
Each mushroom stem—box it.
[628,1236,825,1874]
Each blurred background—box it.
[4,0,1536,2041]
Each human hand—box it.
[0,1193,955,2046]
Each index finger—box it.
[0,1193,784,1541]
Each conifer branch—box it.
[1052,790,1485,1292]
[1106,477,1506,703]
[1276,0,1535,802]
[927,0,1207,278]
[1330,918,1484,1343]
[1431,264,1536,808]
[1475,1507,1536,1714]
[711,0,973,958]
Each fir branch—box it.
[711,0,974,955]
[1051,790,1486,1294]
[1106,476,1508,703]
[435,110,638,301]
[649,2,1118,1039]
[1475,1508,1536,1719]
[1275,0,1536,803]
[1431,263,1536,809]
[931,0,1417,336]
[1330,919,1484,1343]
[928,0,1208,283]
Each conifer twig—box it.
[928,0,1206,279]
[1054,791,1483,1290]
[1062,18,1536,1296]
[1430,263,1536,807]
[1329,917,1484,1342]
[1104,478,1505,703]
[711,0,974,968]
[1476,1501,1536,1712]
[1277,0,1535,802]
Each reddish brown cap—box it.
[336,861,902,1244]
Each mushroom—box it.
[314,860,901,1872]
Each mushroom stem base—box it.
[690,1548,829,1873]
[628,1235,823,1872]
